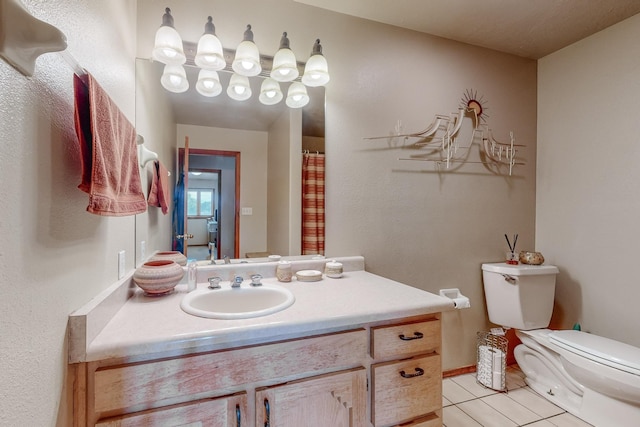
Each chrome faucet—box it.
[250,274,263,286]
[208,276,221,289]
[223,255,230,264]
[232,275,243,288]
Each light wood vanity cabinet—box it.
[73,315,442,427]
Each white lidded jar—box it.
[325,260,343,278]
[276,260,292,282]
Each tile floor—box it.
[443,366,593,427]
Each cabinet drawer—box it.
[371,319,440,359]
[95,393,247,427]
[93,329,367,416]
[371,354,441,427]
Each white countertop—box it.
[69,261,455,363]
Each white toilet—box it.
[481,262,640,427]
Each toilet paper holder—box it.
[439,288,471,309]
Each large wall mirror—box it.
[135,55,325,262]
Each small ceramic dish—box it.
[295,270,323,282]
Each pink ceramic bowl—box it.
[133,260,184,295]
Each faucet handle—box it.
[232,276,243,288]
[250,274,263,286]
[208,276,222,289]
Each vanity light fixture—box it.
[227,73,252,101]
[196,69,222,97]
[231,25,262,77]
[152,8,186,65]
[286,81,309,108]
[194,16,225,70]
[301,39,330,87]
[160,64,189,93]
[151,8,329,108]
[259,77,283,105]
[270,32,299,82]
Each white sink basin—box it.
[181,284,295,319]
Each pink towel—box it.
[148,160,170,215]
[73,73,147,216]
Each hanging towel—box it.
[73,73,147,216]
[148,160,170,215]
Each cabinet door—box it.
[95,393,247,427]
[255,368,367,427]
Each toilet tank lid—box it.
[481,263,559,276]
[550,330,640,375]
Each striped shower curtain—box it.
[301,152,325,255]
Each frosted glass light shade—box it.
[152,9,185,65]
[153,26,186,64]
[271,49,298,82]
[232,25,261,77]
[286,82,309,108]
[227,73,252,101]
[271,32,298,82]
[195,16,225,70]
[196,69,222,97]
[160,64,188,93]
[302,54,329,86]
[302,39,329,87]
[195,33,225,70]
[259,78,283,105]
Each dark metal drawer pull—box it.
[264,398,270,427]
[398,331,424,341]
[400,367,425,378]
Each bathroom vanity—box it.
[68,257,454,426]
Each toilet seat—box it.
[549,330,640,376]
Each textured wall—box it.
[0,1,136,425]
[537,14,640,346]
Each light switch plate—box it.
[140,241,146,264]
[241,207,253,215]
[118,250,125,279]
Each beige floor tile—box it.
[457,399,518,427]
[506,365,526,378]
[443,395,454,407]
[526,421,557,427]
[451,373,498,398]
[443,405,483,427]
[443,378,477,404]
[505,369,527,389]
[481,392,541,425]
[546,413,594,427]
[506,387,564,418]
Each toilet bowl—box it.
[482,263,640,427]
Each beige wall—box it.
[0,1,136,425]
[135,58,175,262]
[177,124,269,257]
[267,109,303,256]
[537,14,640,347]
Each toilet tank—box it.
[481,263,559,330]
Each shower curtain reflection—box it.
[301,152,325,255]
